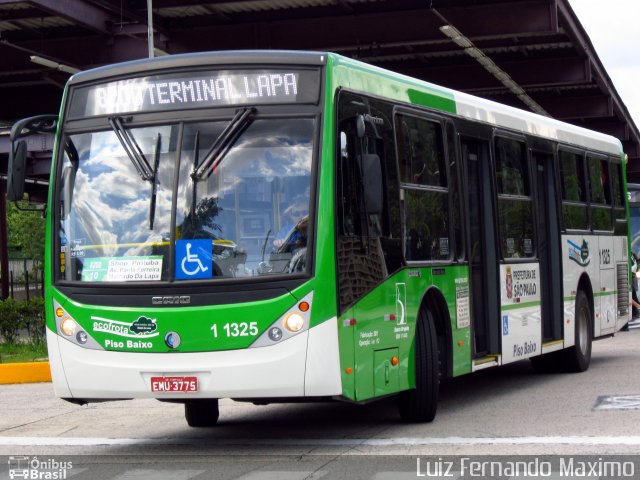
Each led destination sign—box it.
[69,69,320,117]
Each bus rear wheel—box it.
[397,308,439,422]
[185,399,219,427]
[563,290,592,372]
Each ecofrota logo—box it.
[91,315,159,339]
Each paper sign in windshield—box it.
[81,256,163,282]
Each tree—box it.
[6,200,45,270]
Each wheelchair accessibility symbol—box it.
[176,239,212,280]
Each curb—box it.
[0,361,51,384]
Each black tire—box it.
[398,309,439,422]
[563,290,592,372]
[185,399,219,427]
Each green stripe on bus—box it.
[501,301,541,311]
[564,291,619,302]
[594,290,617,297]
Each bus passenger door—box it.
[533,152,563,343]
[461,138,500,358]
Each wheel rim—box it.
[577,306,589,354]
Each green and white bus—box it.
[7,51,630,426]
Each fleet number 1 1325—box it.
[599,249,611,265]
[211,322,259,338]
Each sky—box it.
[568,0,640,127]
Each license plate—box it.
[151,376,198,393]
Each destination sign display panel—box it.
[68,68,321,117]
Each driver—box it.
[273,200,308,252]
[274,214,308,254]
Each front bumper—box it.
[48,317,341,400]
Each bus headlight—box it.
[284,312,305,332]
[250,291,313,348]
[60,317,78,336]
[53,300,103,350]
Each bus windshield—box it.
[57,116,315,283]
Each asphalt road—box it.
[1,327,640,479]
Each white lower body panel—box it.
[48,317,342,400]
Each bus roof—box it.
[328,53,623,157]
[67,50,328,86]
[67,49,622,156]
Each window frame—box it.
[586,152,614,234]
[492,133,536,261]
[558,146,590,233]
[393,107,453,265]
[610,156,628,236]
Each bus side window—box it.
[446,122,464,261]
[611,160,627,235]
[494,137,534,259]
[395,113,450,262]
[559,149,589,231]
[587,154,613,232]
[339,120,386,239]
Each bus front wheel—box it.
[563,290,592,372]
[397,308,439,422]
[185,399,219,427]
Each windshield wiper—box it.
[108,116,154,181]
[190,131,200,229]
[149,133,161,230]
[192,107,255,181]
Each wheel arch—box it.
[577,272,595,328]
[418,286,452,379]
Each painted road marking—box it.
[235,472,327,480]
[112,469,205,480]
[594,395,640,410]
[2,436,640,446]
[373,473,432,480]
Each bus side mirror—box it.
[7,140,27,201]
[360,153,383,215]
[6,114,57,203]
